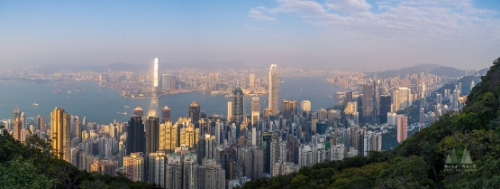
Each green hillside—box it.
[0,127,161,189]
[240,57,500,189]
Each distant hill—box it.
[368,63,466,79]
[36,62,150,73]
[426,67,489,103]
[429,66,466,78]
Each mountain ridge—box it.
[368,63,468,79]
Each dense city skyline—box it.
[1,0,499,70]
[0,57,479,187]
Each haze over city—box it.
[1,0,499,70]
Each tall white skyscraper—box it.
[301,100,311,112]
[153,58,159,93]
[268,64,279,116]
[154,58,159,87]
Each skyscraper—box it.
[281,99,297,119]
[38,115,46,133]
[249,73,255,88]
[146,117,160,155]
[268,64,279,116]
[189,101,200,126]
[159,121,178,153]
[251,97,260,113]
[13,117,21,141]
[397,87,411,110]
[148,151,167,187]
[153,58,159,93]
[345,92,353,103]
[134,107,144,117]
[374,76,380,123]
[300,101,311,117]
[231,86,244,125]
[13,107,21,121]
[82,116,87,128]
[362,84,373,123]
[124,152,145,182]
[251,111,260,128]
[127,116,145,155]
[21,112,26,130]
[227,101,232,121]
[162,106,171,122]
[379,95,391,123]
[397,114,408,143]
[51,107,71,162]
[161,74,176,92]
[198,159,226,189]
[392,89,400,111]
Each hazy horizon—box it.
[1,0,499,71]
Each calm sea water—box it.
[0,76,344,124]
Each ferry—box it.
[32,103,39,106]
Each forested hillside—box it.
[0,127,161,189]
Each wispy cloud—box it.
[249,6,275,21]
[249,0,500,41]
[325,0,372,13]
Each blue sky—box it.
[1,0,499,70]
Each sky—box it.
[0,0,499,71]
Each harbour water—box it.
[0,76,345,124]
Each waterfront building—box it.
[153,58,159,93]
[161,106,171,122]
[133,107,144,117]
[189,101,200,126]
[301,100,311,113]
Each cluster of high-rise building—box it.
[331,70,472,145]
[0,59,474,188]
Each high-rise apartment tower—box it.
[51,107,71,162]
[268,64,279,116]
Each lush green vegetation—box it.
[0,127,161,189]
[240,57,500,189]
